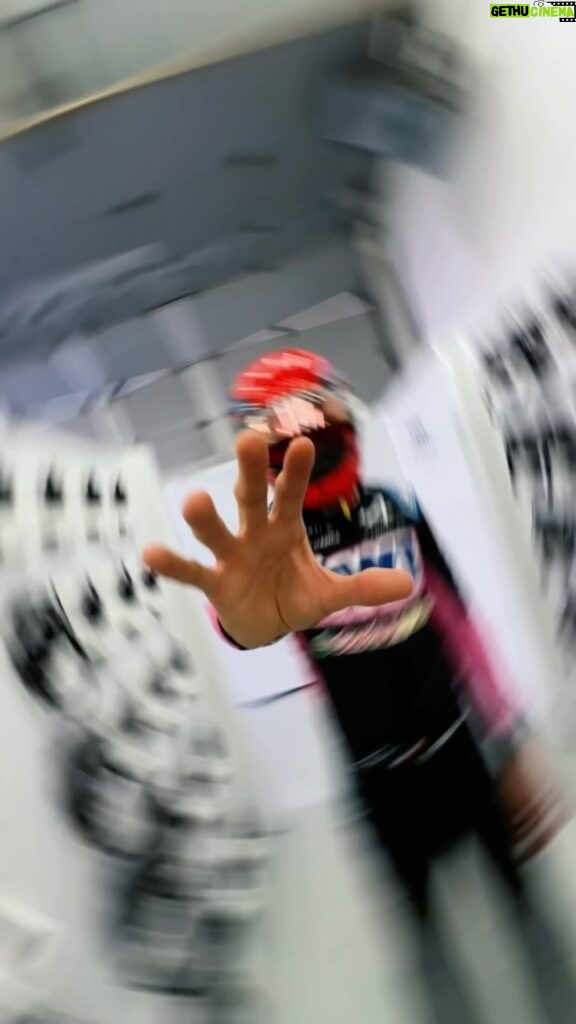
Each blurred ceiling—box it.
[0,21,373,364]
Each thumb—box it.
[325,567,414,615]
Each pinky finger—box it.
[143,544,215,596]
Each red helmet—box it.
[230,348,361,510]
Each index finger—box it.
[270,436,315,521]
[233,430,270,533]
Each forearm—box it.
[207,605,287,650]
[207,604,246,649]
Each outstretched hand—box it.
[144,430,413,649]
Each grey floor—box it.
[125,756,576,1024]
[264,783,576,1024]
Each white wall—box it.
[386,8,576,339]
[375,9,575,726]
[379,342,563,724]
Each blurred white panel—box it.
[386,7,576,337]
[381,347,555,720]
[116,374,215,470]
[196,243,357,351]
[228,328,288,352]
[95,317,172,379]
[278,292,373,332]
[113,371,168,398]
[28,391,90,424]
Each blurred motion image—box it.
[1,2,576,1024]
[146,348,575,1024]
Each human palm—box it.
[144,431,413,649]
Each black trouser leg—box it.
[359,726,576,1020]
[356,736,486,1023]
[472,769,576,1024]
[384,843,484,1024]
